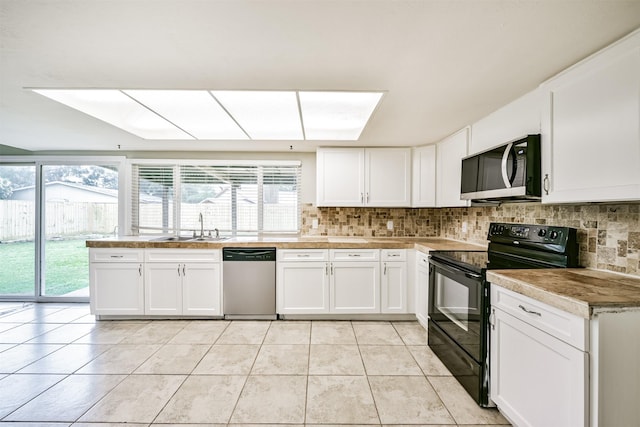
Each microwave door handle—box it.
[500,142,513,188]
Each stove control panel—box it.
[488,223,566,244]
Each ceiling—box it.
[2,0,640,153]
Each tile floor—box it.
[0,302,510,426]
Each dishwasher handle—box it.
[223,247,277,261]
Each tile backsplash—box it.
[301,202,640,277]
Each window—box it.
[131,162,301,235]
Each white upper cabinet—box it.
[412,145,437,207]
[316,148,365,206]
[316,147,411,207]
[436,127,469,207]
[540,29,640,203]
[469,89,542,155]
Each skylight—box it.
[32,89,383,141]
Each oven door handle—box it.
[430,258,482,280]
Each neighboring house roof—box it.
[10,181,162,203]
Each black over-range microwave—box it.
[460,134,541,202]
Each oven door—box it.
[428,257,487,362]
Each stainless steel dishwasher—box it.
[222,247,277,320]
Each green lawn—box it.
[0,239,89,296]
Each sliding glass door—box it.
[0,165,37,298]
[0,159,121,301]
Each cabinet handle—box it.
[360,193,364,203]
[177,264,181,276]
[518,304,542,317]
[325,263,329,276]
[348,254,361,257]
[383,262,387,275]
[139,264,142,276]
[110,255,124,258]
[183,265,186,276]
[489,308,495,330]
[366,192,369,203]
[543,174,550,195]
[330,263,334,275]
[297,254,310,258]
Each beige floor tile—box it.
[353,321,404,345]
[71,314,99,324]
[0,323,62,344]
[74,322,147,344]
[41,307,91,323]
[251,344,309,375]
[26,323,95,344]
[310,321,357,344]
[193,344,260,375]
[0,343,63,373]
[119,321,188,344]
[0,306,62,323]
[393,321,429,345]
[309,344,365,375]
[18,343,110,374]
[407,345,453,376]
[0,374,66,418]
[306,375,379,424]
[230,375,307,424]
[134,344,209,374]
[74,424,147,427]
[360,345,423,375]
[76,344,161,374]
[428,376,510,425]
[155,375,246,423]
[5,374,125,422]
[78,374,186,423]
[0,343,16,352]
[263,321,310,344]
[369,376,455,425]
[0,323,21,333]
[216,321,271,344]
[0,423,71,427]
[168,320,229,344]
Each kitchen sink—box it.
[150,236,193,242]
[188,236,230,242]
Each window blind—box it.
[132,162,301,235]
[131,164,177,234]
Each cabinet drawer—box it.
[278,249,329,262]
[416,250,429,267]
[145,249,220,263]
[330,249,379,262]
[90,248,144,263]
[491,285,588,351]
[381,249,406,261]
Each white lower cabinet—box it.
[89,248,144,316]
[144,249,222,316]
[381,249,407,313]
[414,251,429,326]
[490,295,588,427]
[277,250,330,314]
[330,249,380,313]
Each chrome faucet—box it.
[198,212,204,238]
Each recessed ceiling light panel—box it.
[33,89,192,139]
[124,90,248,140]
[299,91,383,140]
[211,91,303,140]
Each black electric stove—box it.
[427,222,579,407]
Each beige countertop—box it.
[487,269,640,319]
[86,235,486,251]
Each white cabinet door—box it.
[415,251,429,327]
[316,148,365,206]
[381,261,407,313]
[330,261,380,313]
[182,262,221,316]
[436,127,469,207]
[412,145,437,207]
[366,148,411,207]
[541,31,640,203]
[277,262,330,314]
[145,263,182,315]
[491,307,587,427]
[89,262,144,315]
